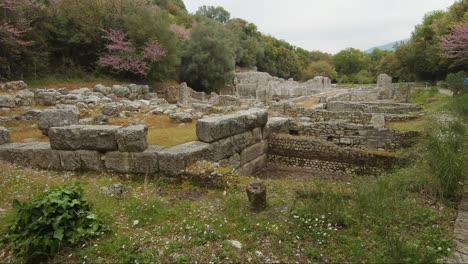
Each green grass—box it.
[386,89,451,132]
[108,114,197,148]
[0,84,465,262]
[0,160,458,263]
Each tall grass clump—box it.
[425,121,468,204]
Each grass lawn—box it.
[109,114,197,148]
[0,162,455,263]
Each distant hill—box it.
[365,38,410,53]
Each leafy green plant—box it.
[6,184,106,261]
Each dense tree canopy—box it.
[180,18,237,93]
[0,0,465,88]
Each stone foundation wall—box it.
[326,101,421,114]
[290,121,419,151]
[268,134,400,175]
[270,103,418,124]
[0,110,269,176]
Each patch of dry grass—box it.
[3,121,48,143]
[109,114,197,147]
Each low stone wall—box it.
[326,101,421,114]
[268,134,400,175]
[290,121,419,151]
[0,110,269,176]
[270,103,419,124]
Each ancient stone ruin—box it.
[0,72,421,178]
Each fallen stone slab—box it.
[49,125,121,151]
[196,109,268,143]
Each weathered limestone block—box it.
[0,143,61,170]
[49,125,121,151]
[263,117,291,139]
[4,81,28,90]
[39,109,80,135]
[35,91,57,106]
[159,141,212,175]
[208,137,235,161]
[196,109,268,143]
[15,89,35,106]
[105,146,161,174]
[246,182,267,212]
[111,85,130,97]
[101,103,121,116]
[94,84,111,95]
[115,125,148,152]
[0,95,16,108]
[240,140,268,165]
[0,127,9,145]
[169,112,193,123]
[236,154,267,176]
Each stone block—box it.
[115,125,148,152]
[265,117,291,137]
[77,150,104,171]
[35,91,57,106]
[0,127,9,145]
[236,154,267,176]
[105,146,161,174]
[240,141,268,165]
[49,125,121,151]
[0,95,16,108]
[207,137,235,161]
[196,109,268,143]
[159,141,211,175]
[39,108,80,135]
[218,153,241,169]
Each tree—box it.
[301,61,337,81]
[196,6,230,24]
[0,0,47,80]
[122,4,180,81]
[378,53,401,80]
[180,19,237,93]
[441,23,468,70]
[98,30,166,77]
[333,48,368,77]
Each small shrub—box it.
[445,71,466,95]
[6,184,106,261]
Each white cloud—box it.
[183,0,456,53]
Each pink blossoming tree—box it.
[441,23,468,68]
[99,29,167,76]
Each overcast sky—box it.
[184,0,456,54]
